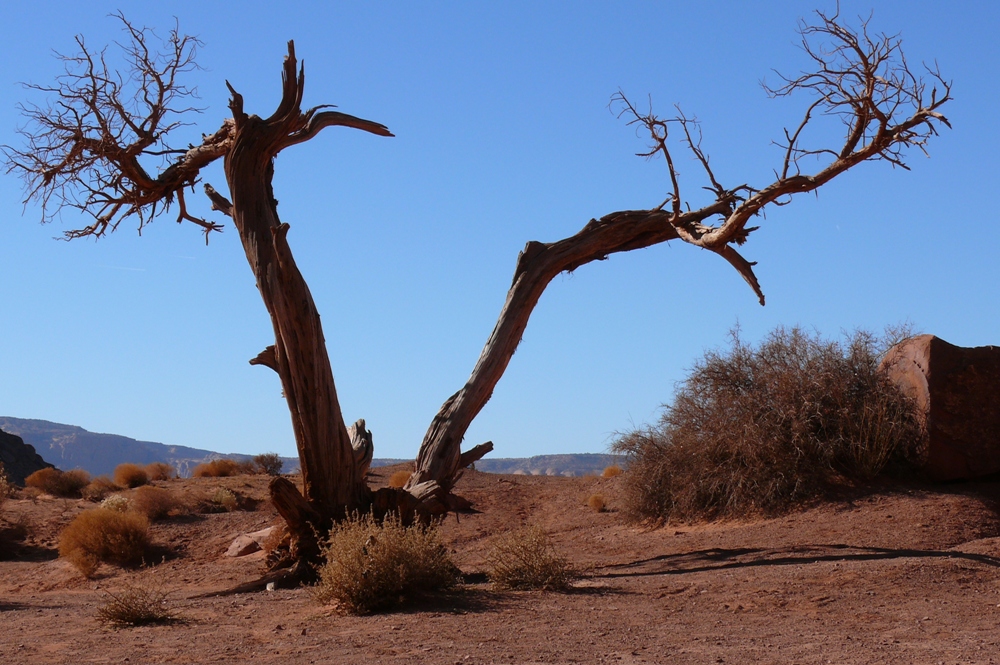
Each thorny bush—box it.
[96,580,178,628]
[314,512,458,614]
[486,526,575,591]
[614,326,923,522]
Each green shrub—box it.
[486,526,574,591]
[253,453,284,476]
[59,509,150,577]
[96,581,178,628]
[613,326,922,522]
[113,463,149,489]
[314,513,458,614]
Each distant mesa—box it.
[0,416,623,479]
[0,417,299,478]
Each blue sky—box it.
[1,1,997,460]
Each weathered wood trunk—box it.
[407,206,741,502]
[219,43,392,560]
[226,103,362,520]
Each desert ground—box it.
[2,465,1000,665]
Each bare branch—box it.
[414,9,951,494]
[2,14,222,239]
[204,183,233,217]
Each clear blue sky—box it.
[1,2,996,460]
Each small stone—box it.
[225,534,261,557]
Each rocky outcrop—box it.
[882,335,1000,481]
[0,428,54,486]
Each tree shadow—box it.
[593,543,1000,579]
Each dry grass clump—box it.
[210,487,238,512]
[614,326,922,523]
[314,513,458,614]
[601,465,623,478]
[387,470,412,488]
[131,486,182,520]
[486,526,574,591]
[113,463,149,489]
[587,494,606,512]
[192,459,240,478]
[24,467,90,497]
[59,509,150,577]
[253,452,284,476]
[144,462,175,481]
[96,581,178,628]
[81,476,119,502]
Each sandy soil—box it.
[3,465,1000,664]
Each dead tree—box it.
[406,8,951,500]
[5,9,950,575]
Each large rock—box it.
[0,428,54,486]
[882,335,1000,481]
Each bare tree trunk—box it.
[407,206,744,503]
[215,44,392,556]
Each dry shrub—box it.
[486,526,574,591]
[59,509,150,577]
[587,494,606,512]
[601,465,623,478]
[114,463,149,489]
[144,462,175,481]
[253,452,284,476]
[235,459,258,475]
[0,463,11,504]
[96,581,178,628]
[192,459,240,478]
[25,468,61,494]
[614,326,922,523]
[314,513,458,614]
[210,487,238,512]
[82,476,119,502]
[131,486,181,520]
[24,467,90,497]
[59,469,91,496]
[387,470,412,488]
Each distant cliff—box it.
[0,427,54,485]
[0,417,299,478]
[475,454,624,477]
[0,417,622,479]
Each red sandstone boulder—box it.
[882,335,1000,481]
